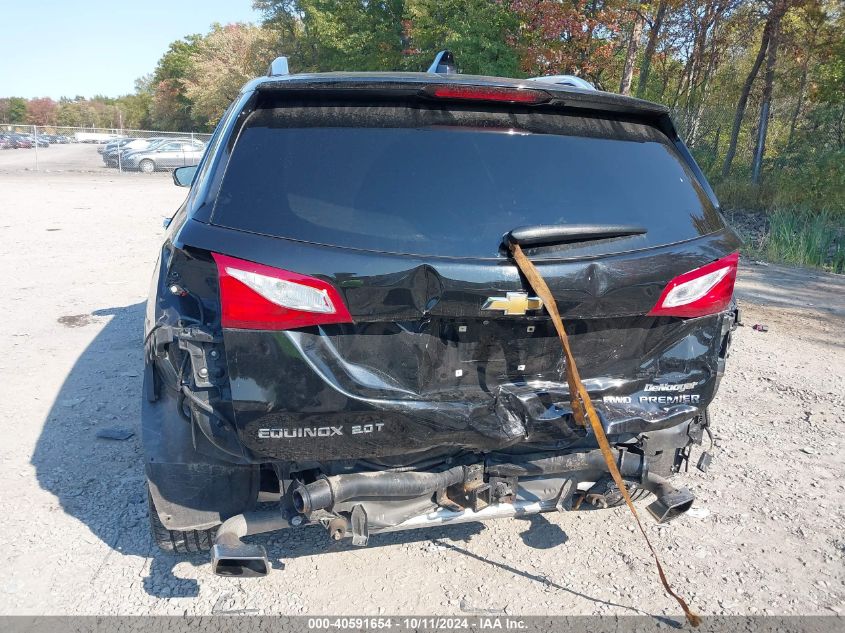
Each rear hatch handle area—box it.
[505,224,647,247]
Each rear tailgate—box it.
[194,94,738,462]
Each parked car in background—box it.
[0,134,21,149]
[15,134,33,148]
[40,134,67,144]
[54,135,72,144]
[97,138,127,154]
[100,138,137,162]
[75,132,118,144]
[121,139,206,172]
[104,137,169,167]
[14,135,33,149]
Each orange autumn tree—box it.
[510,0,623,86]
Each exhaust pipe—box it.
[293,465,467,514]
[211,512,290,577]
[488,449,694,523]
[639,471,695,523]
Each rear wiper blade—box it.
[505,224,647,248]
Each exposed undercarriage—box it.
[213,419,707,576]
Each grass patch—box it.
[716,180,774,212]
[742,209,845,274]
[712,149,845,212]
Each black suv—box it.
[144,54,740,577]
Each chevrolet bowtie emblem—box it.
[481,292,544,316]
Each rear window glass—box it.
[212,103,722,258]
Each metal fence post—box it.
[33,124,38,171]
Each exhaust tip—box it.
[291,487,308,514]
[211,543,269,578]
[646,488,695,523]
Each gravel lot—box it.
[0,170,843,619]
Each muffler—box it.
[488,449,695,523]
[640,471,695,523]
[211,512,290,577]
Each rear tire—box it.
[147,487,217,553]
[140,159,155,174]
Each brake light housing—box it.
[212,253,353,330]
[422,84,550,104]
[648,252,739,318]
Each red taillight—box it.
[423,85,550,104]
[212,253,353,330]
[648,253,739,318]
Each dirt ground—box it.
[0,171,842,619]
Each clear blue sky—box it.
[0,1,258,99]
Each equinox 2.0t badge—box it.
[482,292,544,316]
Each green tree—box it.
[256,0,405,71]
[0,97,28,123]
[116,94,152,129]
[253,0,307,65]
[404,0,521,76]
[150,34,204,130]
[813,6,845,108]
[183,23,279,125]
[299,0,405,71]
[117,76,154,129]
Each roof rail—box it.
[527,75,596,91]
[428,50,457,75]
[268,56,290,77]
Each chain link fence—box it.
[0,125,212,173]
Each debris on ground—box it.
[57,314,94,328]
[686,507,711,519]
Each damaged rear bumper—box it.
[221,309,733,463]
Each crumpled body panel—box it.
[224,311,730,463]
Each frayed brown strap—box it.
[510,242,701,628]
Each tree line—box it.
[1,1,842,208]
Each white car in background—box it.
[103,137,169,167]
[121,138,207,173]
[75,132,118,144]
